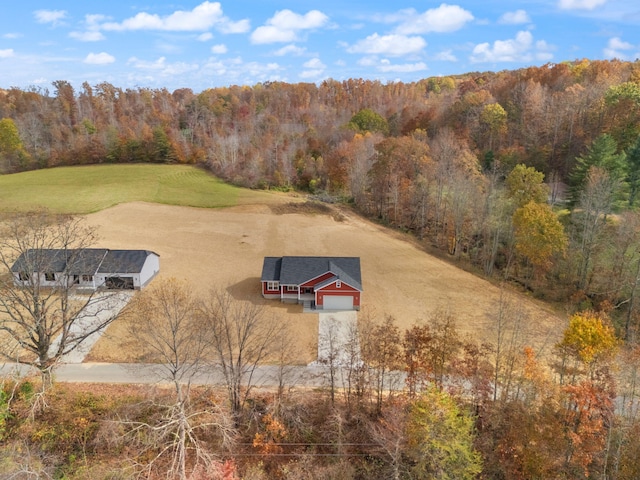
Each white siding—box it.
[139,253,160,287]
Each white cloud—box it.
[70,14,109,42]
[357,56,378,67]
[558,0,608,10]
[300,58,327,79]
[0,49,15,58]
[347,33,426,56]
[211,44,228,54]
[70,30,105,42]
[128,56,168,70]
[273,44,307,56]
[471,30,539,63]
[394,4,474,34]
[100,1,249,33]
[218,19,250,34]
[251,26,297,44]
[434,49,457,61]
[603,36,635,59]
[127,56,200,77]
[250,9,329,44]
[84,52,115,65]
[34,9,67,25]
[535,40,555,61]
[303,58,325,69]
[2,33,22,39]
[499,10,531,24]
[299,69,325,79]
[378,60,428,73]
[198,32,214,41]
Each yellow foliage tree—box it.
[559,311,618,366]
[513,201,567,272]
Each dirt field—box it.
[86,201,566,364]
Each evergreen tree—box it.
[626,134,640,207]
[570,134,627,207]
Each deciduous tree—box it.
[405,388,482,479]
[0,212,121,386]
[513,201,567,279]
[126,278,232,479]
[505,163,549,208]
[199,288,283,424]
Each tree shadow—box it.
[226,277,304,314]
[226,277,262,303]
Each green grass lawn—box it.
[0,164,285,214]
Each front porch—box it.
[280,292,315,304]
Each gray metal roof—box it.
[11,248,157,275]
[261,256,362,291]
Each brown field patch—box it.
[86,201,565,364]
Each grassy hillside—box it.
[0,164,285,214]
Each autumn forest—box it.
[3,59,640,478]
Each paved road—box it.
[0,362,369,388]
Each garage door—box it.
[105,276,135,290]
[323,295,354,310]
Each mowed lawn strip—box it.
[0,164,284,214]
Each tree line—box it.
[2,60,640,327]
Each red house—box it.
[261,256,362,311]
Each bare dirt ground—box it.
[86,201,566,364]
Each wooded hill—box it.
[4,59,640,479]
[2,59,640,331]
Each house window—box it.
[82,275,93,282]
[267,281,279,291]
[19,272,30,281]
[336,280,341,288]
[44,272,55,282]
[286,285,297,292]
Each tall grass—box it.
[0,164,281,214]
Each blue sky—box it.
[0,1,639,92]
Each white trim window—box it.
[266,281,279,291]
[336,280,341,288]
[286,285,298,292]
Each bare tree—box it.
[489,289,530,402]
[368,399,409,480]
[317,317,343,407]
[360,315,403,414]
[340,319,366,412]
[0,212,121,385]
[125,278,234,480]
[199,287,281,424]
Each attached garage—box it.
[105,276,134,289]
[323,295,354,311]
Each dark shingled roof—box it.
[98,250,155,273]
[261,256,362,291]
[261,257,283,282]
[11,248,109,275]
[11,248,158,275]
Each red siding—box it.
[316,280,360,307]
[262,282,280,296]
[300,272,335,288]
